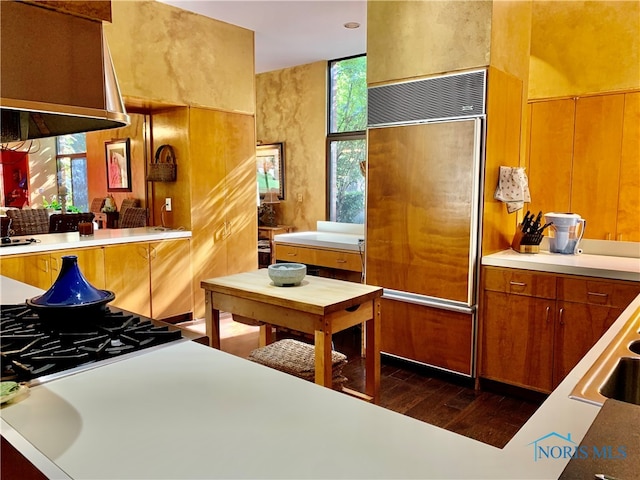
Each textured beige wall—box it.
[367,0,493,84]
[490,1,532,82]
[105,0,255,114]
[256,62,327,231]
[529,1,640,98]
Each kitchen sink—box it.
[570,306,640,406]
[599,357,640,405]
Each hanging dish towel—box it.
[494,166,531,213]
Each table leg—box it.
[314,328,333,387]
[365,298,381,403]
[259,324,274,346]
[204,290,220,349]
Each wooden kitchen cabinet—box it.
[617,92,640,242]
[0,253,54,290]
[480,266,640,392]
[104,243,151,317]
[526,92,639,241]
[51,248,106,289]
[526,98,575,215]
[0,247,105,291]
[149,239,192,320]
[480,268,556,392]
[275,244,363,273]
[187,108,257,318]
[553,276,640,386]
[104,239,193,320]
[571,94,625,240]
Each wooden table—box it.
[201,269,383,402]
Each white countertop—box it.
[0,227,191,256]
[274,220,364,252]
[483,248,640,282]
[2,275,639,479]
[274,231,364,251]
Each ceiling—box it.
[157,0,367,74]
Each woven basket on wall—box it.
[147,144,177,182]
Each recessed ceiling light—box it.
[343,22,360,29]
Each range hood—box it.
[0,1,129,143]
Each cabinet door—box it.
[367,120,478,304]
[572,94,625,239]
[104,243,150,317]
[224,112,258,275]
[380,298,473,376]
[617,92,640,241]
[149,239,193,319]
[188,108,257,318]
[0,254,52,290]
[553,302,621,387]
[50,248,105,289]
[481,291,555,392]
[526,99,575,215]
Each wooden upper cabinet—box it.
[24,1,112,22]
[571,94,625,240]
[618,92,640,242]
[527,99,575,215]
[527,92,638,242]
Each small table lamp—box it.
[260,190,280,227]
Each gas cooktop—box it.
[0,303,205,386]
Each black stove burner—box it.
[1,304,183,384]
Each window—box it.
[56,134,88,212]
[327,55,367,223]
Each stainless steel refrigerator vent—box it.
[368,70,486,127]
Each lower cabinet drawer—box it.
[275,244,362,272]
[557,277,640,308]
[380,298,473,376]
[483,266,556,299]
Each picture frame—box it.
[257,142,285,200]
[105,138,132,192]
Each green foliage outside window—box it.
[328,55,367,224]
[330,56,367,133]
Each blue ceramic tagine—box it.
[27,255,115,321]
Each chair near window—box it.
[1,217,12,237]
[118,207,147,228]
[6,209,49,236]
[48,213,95,233]
[119,198,139,216]
[90,198,106,214]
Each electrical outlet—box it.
[297,193,303,202]
[165,198,172,212]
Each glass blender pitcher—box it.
[544,213,586,254]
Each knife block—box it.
[511,226,540,254]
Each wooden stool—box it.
[248,339,348,390]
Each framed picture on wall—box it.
[105,138,132,192]
[257,142,285,200]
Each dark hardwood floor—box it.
[179,317,545,449]
[331,327,546,449]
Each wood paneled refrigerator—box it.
[365,70,486,376]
